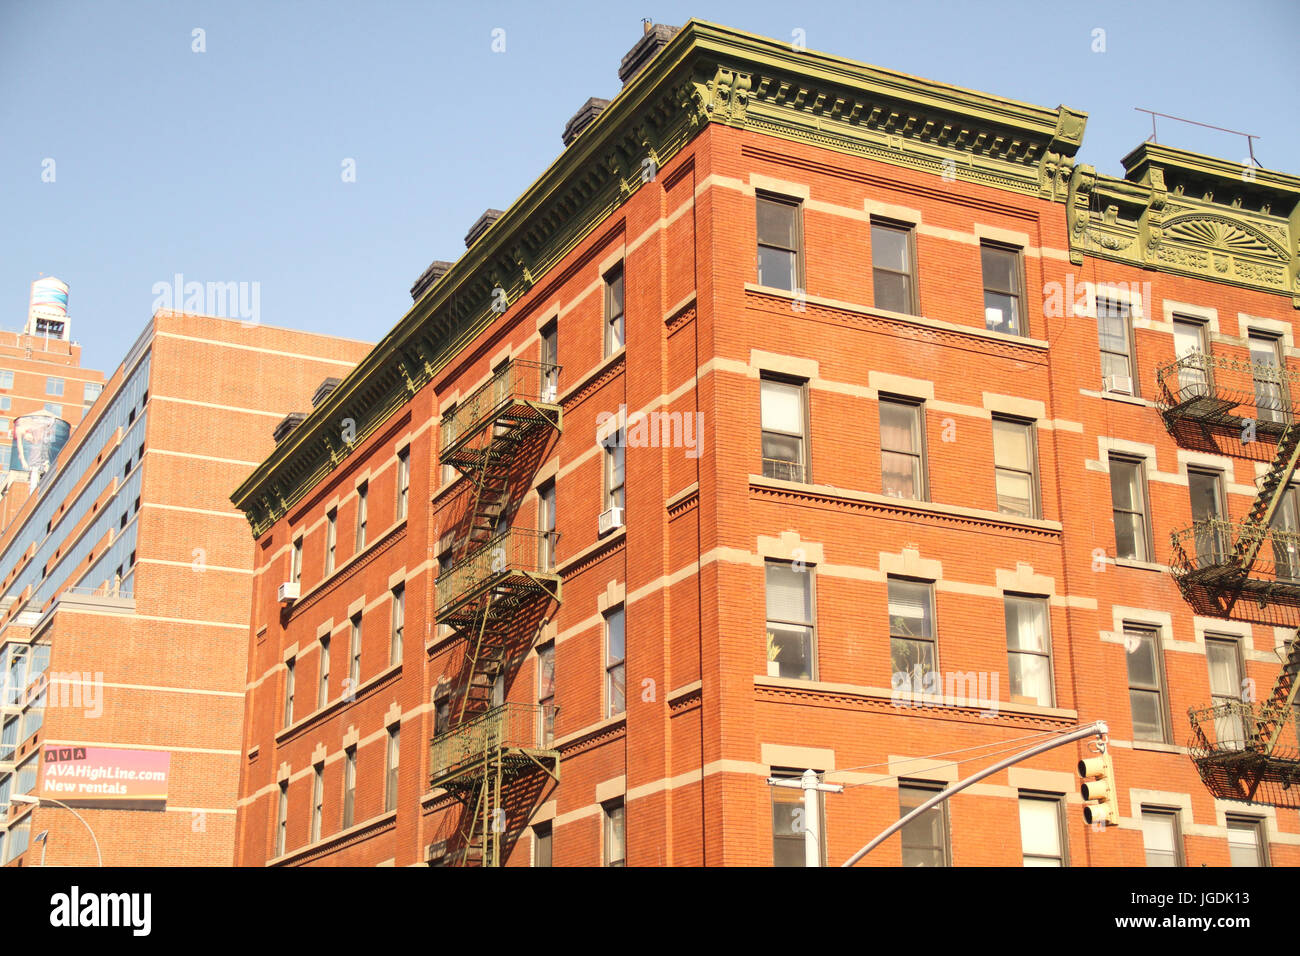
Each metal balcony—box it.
[428,703,560,793]
[1170,519,1300,618]
[1188,701,1300,808]
[434,527,560,626]
[439,360,561,471]
[1157,351,1296,436]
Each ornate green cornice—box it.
[231,20,1092,536]
[1068,142,1300,307]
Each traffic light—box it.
[1078,747,1118,826]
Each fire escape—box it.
[1158,350,1300,806]
[428,359,562,866]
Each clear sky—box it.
[1,0,1296,376]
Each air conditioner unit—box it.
[541,383,558,404]
[1103,375,1134,396]
[598,507,624,535]
[277,582,300,604]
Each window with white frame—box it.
[605,607,625,717]
[1004,595,1053,706]
[765,560,815,680]
[1018,793,1066,866]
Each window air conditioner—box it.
[598,507,625,535]
[278,582,300,604]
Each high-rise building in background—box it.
[0,310,370,866]
[0,278,106,519]
[215,20,1294,867]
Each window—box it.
[1226,816,1268,867]
[0,418,8,432]
[0,371,11,389]
[276,782,288,857]
[311,764,324,843]
[440,404,458,487]
[1109,456,1151,561]
[84,382,103,404]
[1249,331,1287,424]
[981,243,1024,335]
[1270,485,1300,582]
[756,193,802,292]
[604,264,625,355]
[1188,469,1227,565]
[1140,808,1182,867]
[1098,297,1136,394]
[872,221,918,314]
[1206,636,1246,750]
[326,509,337,574]
[760,376,808,483]
[538,480,556,570]
[396,450,409,520]
[46,377,64,397]
[765,561,815,680]
[434,693,451,737]
[603,799,626,866]
[317,636,330,709]
[291,537,302,585]
[391,585,404,665]
[349,614,362,689]
[537,642,556,748]
[44,403,62,417]
[993,417,1038,518]
[889,578,936,679]
[385,726,400,813]
[1172,317,1210,399]
[603,430,625,512]
[1005,595,1053,706]
[899,781,950,866]
[342,747,356,829]
[283,659,296,728]
[880,398,926,500]
[1125,624,1169,743]
[771,768,825,866]
[540,322,559,402]
[534,822,553,867]
[355,482,368,551]
[1019,793,1066,866]
[605,607,625,718]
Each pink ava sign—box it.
[39,745,171,809]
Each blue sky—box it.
[1,0,1296,375]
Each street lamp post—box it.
[10,794,103,867]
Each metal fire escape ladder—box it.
[429,359,564,866]
[1258,630,1300,755]
[1228,422,1300,584]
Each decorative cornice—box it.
[231,20,1090,535]
[1068,142,1300,307]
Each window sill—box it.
[554,526,625,576]
[275,661,402,743]
[749,474,1063,533]
[1113,557,1168,573]
[743,283,1050,350]
[1081,388,1152,408]
[557,347,625,406]
[1128,740,1185,755]
[753,674,1079,721]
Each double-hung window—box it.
[872,221,918,314]
[1125,624,1170,743]
[1098,297,1137,394]
[1005,595,1053,706]
[1140,808,1181,866]
[1019,793,1066,866]
[880,398,926,500]
[604,265,625,355]
[603,799,626,866]
[540,322,559,402]
[310,764,323,843]
[771,767,825,866]
[396,450,409,521]
[537,642,556,747]
[982,243,1024,335]
[1226,816,1268,867]
[765,560,815,680]
[342,747,356,829]
[355,482,368,551]
[603,431,625,512]
[760,376,808,483]
[756,193,802,292]
[1109,456,1151,561]
[391,585,405,665]
[326,509,337,574]
[899,781,950,866]
[317,636,330,709]
[605,607,625,718]
[889,578,936,679]
[385,726,400,813]
[993,416,1039,518]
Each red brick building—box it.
[231,21,1300,866]
[0,311,369,866]
[0,277,106,504]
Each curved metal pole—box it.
[34,796,103,867]
[841,721,1107,867]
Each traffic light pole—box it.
[840,720,1108,867]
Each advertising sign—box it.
[39,746,171,809]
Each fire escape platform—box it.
[428,703,560,794]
